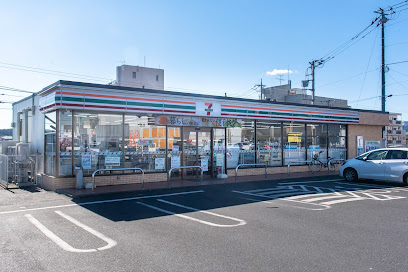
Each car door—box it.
[383,150,408,181]
[358,150,388,180]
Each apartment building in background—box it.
[385,113,407,147]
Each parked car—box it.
[339,148,408,183]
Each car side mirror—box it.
[363,157,368,161]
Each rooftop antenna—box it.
[276,75,284,85]
[287,66,290,83]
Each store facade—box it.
[21,80,387,190]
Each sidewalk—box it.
[58,170,341,198]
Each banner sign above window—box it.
[155,115,242,128]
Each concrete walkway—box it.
[58,170,341,198]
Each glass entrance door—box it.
[213,128,226,176]
[182,127,212,177]
[197,128,212,176]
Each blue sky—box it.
[0,0,407,128]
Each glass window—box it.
[307,124,327,137]
[59,111,72,176]
[328,136,346,160]
[227,120,255,168]
[306,123,327,161]
[366,150,388,160]
[283,122,305,165]
[73,112,123,176]
[328,124,346,137]
[44,111,56,176]
[256,121,282,166]
[385,150,408,160]
[124,115,166,172]
[132,72,136,79]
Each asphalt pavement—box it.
[1,176,408,272]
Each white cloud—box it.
[266,69,293,76]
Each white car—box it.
[339,148,408,184]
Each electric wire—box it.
[356,27,379,107]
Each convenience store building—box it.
[12,79,389,191]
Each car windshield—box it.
[355,152,370,160]
[366,150,388,160]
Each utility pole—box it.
[375,8,388,112]
[310,60,316,105]
[255,79,266,100]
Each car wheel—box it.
[403,173,408,185]
[344,168,358,182]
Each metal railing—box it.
[92,167,144,192]
[168,166,203,188]
[327,159,346,172]
[235,163,267,182]
[287,160,311,175]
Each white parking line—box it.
[232,190,331,209]
[137,200,246,227]
[278,179,342,185]
[319,198,366,205]
[0,190,204,215]
[237,197,330,211]
[25,211,117,253]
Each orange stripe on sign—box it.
[221,104,358,117]
[61,91,126,100]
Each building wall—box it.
[348,124,382,158]
[116,65,164,90]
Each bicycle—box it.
[308,151,336,172]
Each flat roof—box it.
[14,80,388,114]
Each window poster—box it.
[155,158,165,170]
[105,154,121,167]
[201,156,209,171]
[81,155,92,169]
[171,154,180,168]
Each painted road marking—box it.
[0,190,204,216]
[278,179,342,185]
[232,190,331,210]
[137,200,246,227]
[234,181,407,209]
[25,211,117,253]
[237,196,330,211]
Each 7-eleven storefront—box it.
[35,81,386,190]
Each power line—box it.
[0,62,111,81]
[0,85,34,94]
[357,27,379,107]
[316,68,379,88]
[387,60,408,65]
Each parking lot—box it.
[2,177,408,272]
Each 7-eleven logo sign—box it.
[196,102,221,117]
[205,103,213,115]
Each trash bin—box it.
[75,166,83,190]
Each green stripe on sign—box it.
[61,97,84,102]
[221,108,247,113]
[163,104,196,110]
[127,101,163,108]
[85,98,126,105]
[222,107,358,121]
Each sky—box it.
[0,0,407,128]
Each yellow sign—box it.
[288,133,302,143]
